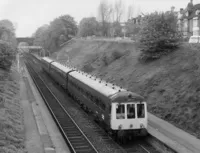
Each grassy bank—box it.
[0,66,26,153]
[52,40,200,138]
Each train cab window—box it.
[127,104,135,119]
[137,104,145,118]
[116,104,125,119]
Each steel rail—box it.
[25,61,99,153]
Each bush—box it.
[112,50,123,60]
[0,41,15,70]
[139,11,182,62]
[102,55,109,66]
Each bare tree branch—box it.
[114,0,124,22]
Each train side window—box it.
[116,104,125,119]
[127,104,135,119]
[137,104,145,118]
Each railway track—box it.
[24,54,160,153]
[25,61,98,153]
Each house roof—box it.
[180,4,200,20]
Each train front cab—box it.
[110,93,147,139]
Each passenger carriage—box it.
[39,56,148,142]
[50,62,74,89]
[41,57,54,73]
[41,57,74,89]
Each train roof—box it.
[52,61,74,73]
[110,91,144,103]
[42,57,54,63]
[69,71,127,99]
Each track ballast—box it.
[25,61,98,153]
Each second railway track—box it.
[25,61,99,153]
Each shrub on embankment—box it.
[0,19,17,71]
[0,41,16,70]
[139,11,182,62]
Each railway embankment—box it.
[52,39,200,152]
[0,56,70,153]
[0,64,26,153]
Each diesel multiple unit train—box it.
[36,55,148,141]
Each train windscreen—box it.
[127,104,135,119]
[116,104,125,119]
[137,103,145,118]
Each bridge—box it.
[17,46,43,49]
[16,37,34,46]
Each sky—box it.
[0,0,198,37]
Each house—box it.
[178,0,200,37]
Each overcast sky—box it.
[0,0,198,37]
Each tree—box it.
[33,24,49,47]
[0,20,17,50]
[111,21,122,37]
[139,11,182,62]
[78,17,99,37]
[0,41,15,70]
[114,0,124,22]
[0,19,15,34]
[0,19,17,70]
[125,18,141,38]
[127,5,134,20]
[98,0,112,36]
[32,15,77,53]
[48,15,77,51]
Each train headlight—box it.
[118,124,122,130]
[140,123,144,128]
[130,124,133,128]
